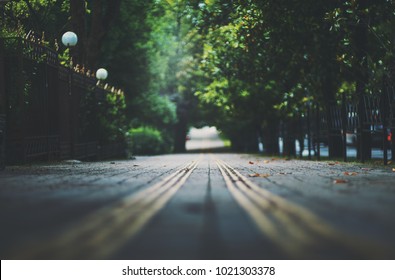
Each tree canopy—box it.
[1,0,394,155]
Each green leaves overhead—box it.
[1,0,394,153]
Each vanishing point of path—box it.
[0,153,394,259]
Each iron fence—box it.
[1,36,394,165]
[294,88,395,164]
[0,37,126,165]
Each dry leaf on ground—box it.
[249,161,254,165]
[333,179,348,184]
[343,172,358,176]
[249,173,270,178]
[263,160,270,164]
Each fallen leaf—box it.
[343,172,358,176]
[263,160,270,164]
[333,179,348,184]
[249,161,254,164]
[249,173,270,178]
[328,162,340,166]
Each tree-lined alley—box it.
[1,0,394,157]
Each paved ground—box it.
[0,153,394,260]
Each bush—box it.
[127,127,167,155]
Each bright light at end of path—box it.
[186,126,227,151]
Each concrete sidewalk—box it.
[0,154,394,259]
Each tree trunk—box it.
[70,0,87,65]
[389,6,395,160]
[283,118,297,158]
[262,119,280,155]
[174,105,188,153]
[317,33,343,159]
[70,0,121,69]
[174,119,187,153]
[355,0,371,161]
[323,75,342,158]
[0,39,6,169]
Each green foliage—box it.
[58,48,70,66]
[127,127,168,155]
[0,0,69,42]
[129,93,177,153]
[0,25,24,38]
[132,94,177,127]
[101,0,154,102]
[2,0,395,155]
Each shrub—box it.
[127,127,166,155]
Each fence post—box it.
[341,93,348,162]
[382,78,388,165]
[358,98,365,163]
[315,103,320,160]
[0,38,5,169]
[307,102,311,160]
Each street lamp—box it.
[96,68,108,83]
[61,31,78,47]
[61,31,78,94]
[62,31,78,159]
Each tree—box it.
[70,0,121,68]
[144,0,205,153]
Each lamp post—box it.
[95,68,108,154]
[96,68,108,84]
[62,31,78,159]
[61,31,78,48]
[62,31,78,96]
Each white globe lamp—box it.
[96,68,108,80]
[61,31,78,47]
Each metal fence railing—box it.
[0,37,126,165]
[1,37,394,166]
[294,88,395,164]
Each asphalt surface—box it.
[0,153,394,260]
